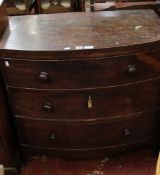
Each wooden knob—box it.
[39,72,49,81]
[43,103,53,112]
[127,65,136,74]
[48,133,56,141]
[84,64,91,69]
[125,97,132,104]
[123,128,131,136]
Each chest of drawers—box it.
[1,9,160,159]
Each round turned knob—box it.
[125,97,132,104]
[43,103,53,112]
[127,65,136,75]
[123,128,131,136]
[38,72,49,81]
[48,132,56,141]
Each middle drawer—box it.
[9,78,160,120]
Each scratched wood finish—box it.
[2,51,160,89]
[1,10,160,53]
[0,0,8,37]
[9,78,160,120]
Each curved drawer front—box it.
[15,111,157,149]
[10,78,160,120]
[2,52,160,89]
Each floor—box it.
[21,146,158,175]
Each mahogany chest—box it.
[0,9,160,158]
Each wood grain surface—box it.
[1,10,160,52]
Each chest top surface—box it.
[0,9,160,53]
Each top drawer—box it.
[2,52,160,89]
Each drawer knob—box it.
[127,65,136,74]
[48,133,56,141]
[123,128,131,136]
[39,72,49,81]
[43,103,53,112]
[85,64,91,69]
[125,97,132,104]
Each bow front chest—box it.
[1,9,160,158]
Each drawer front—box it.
[15,111,157,149]
[2,52,160,89]
[10,78,160,120]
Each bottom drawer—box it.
[16,110,157,150]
